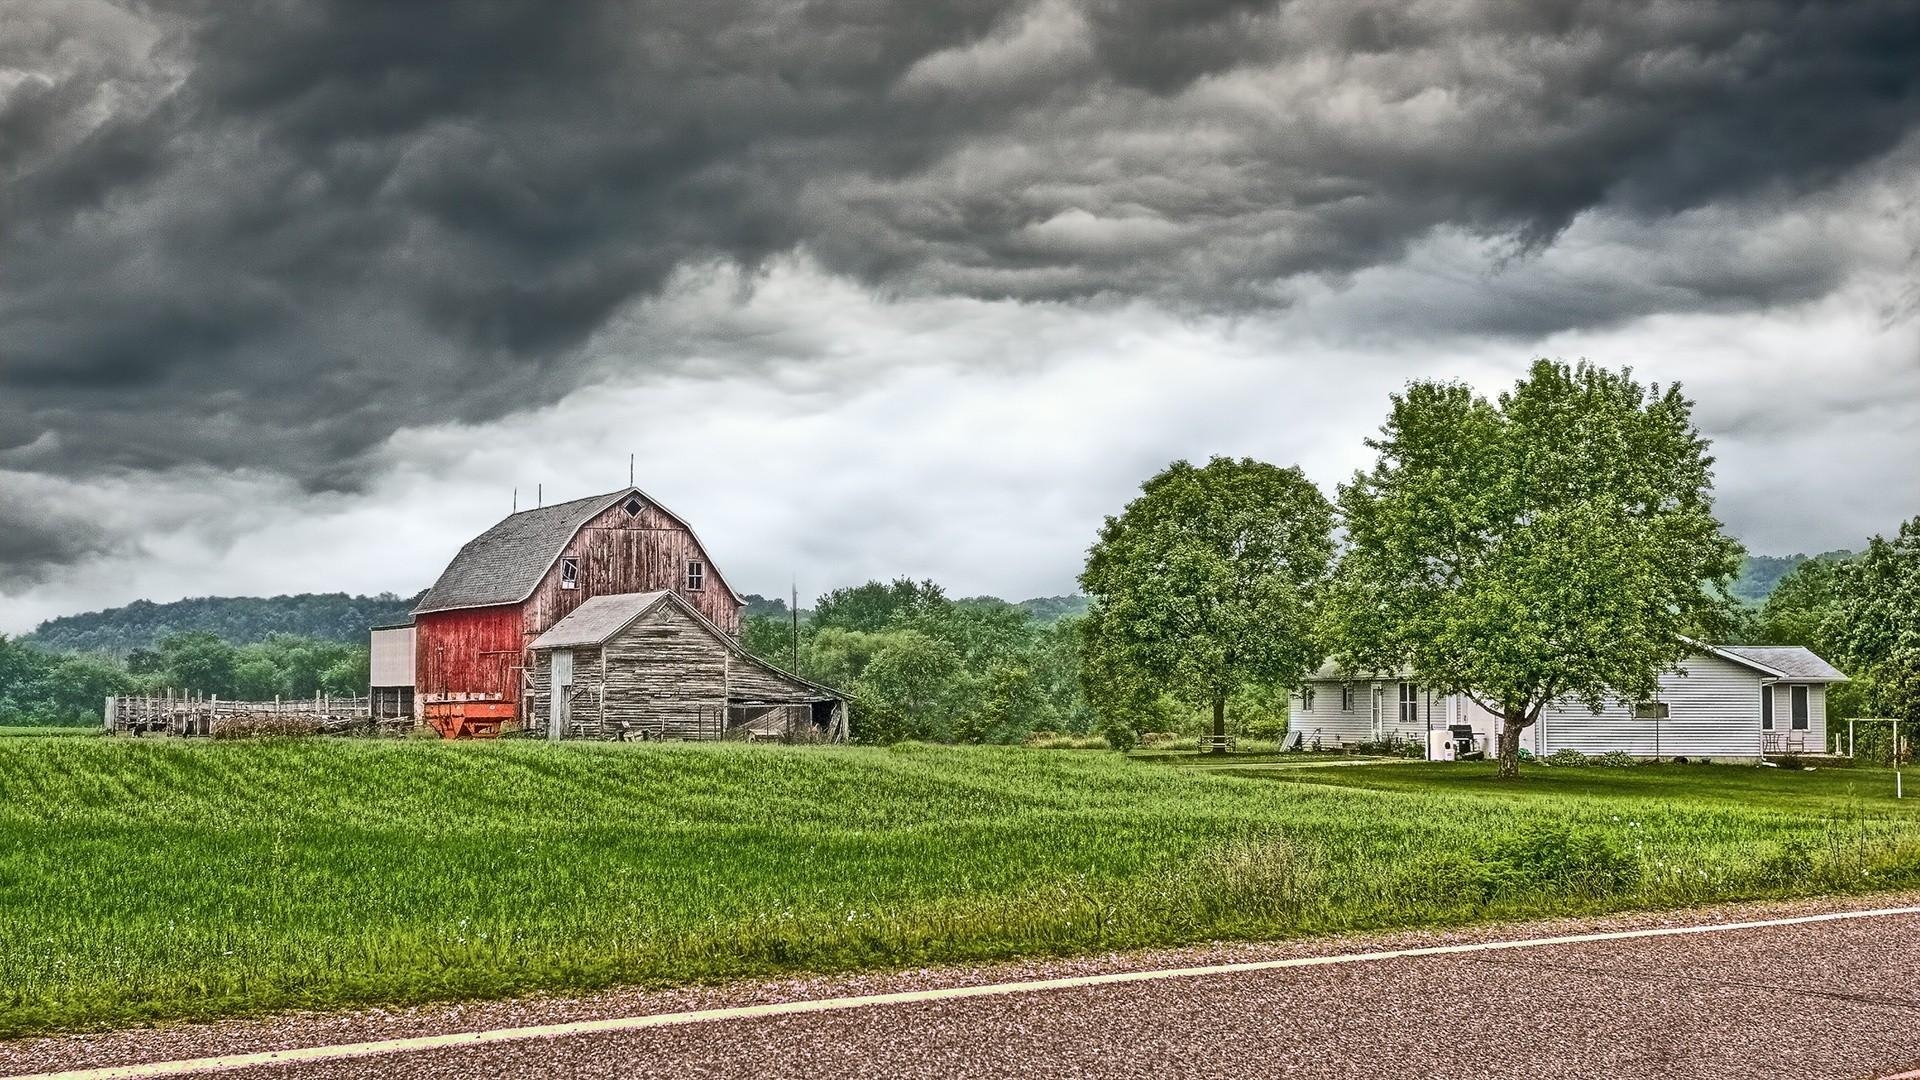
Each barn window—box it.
[1633,701,1669,720]
[561,557,579,590]
[686,560,705,591]
[623,495,644,517]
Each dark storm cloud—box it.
[1,0,1917,581]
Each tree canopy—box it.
[1079,456,1335,748]
[1328,360,1744,776]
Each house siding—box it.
[1533,655,1769,759]
[1294,679,1434,746]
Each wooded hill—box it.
[22,593,422,656]
[27,589,1086,657]
[17,554,1819,658]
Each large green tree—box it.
[1080,456,1335,751]
[1329,360,1744,777]
[1824,518,1920,725]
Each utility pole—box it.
[791,577,800,673]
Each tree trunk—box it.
[1497,715,1526,779]
[1211,696,1227,753]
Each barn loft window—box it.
[623,495,644,517]
[686,560,705,591]
[561,557,579,590]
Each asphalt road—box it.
[11,903,1920,1080]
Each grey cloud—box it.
[1,0,1917,585]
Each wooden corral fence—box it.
[104,692,407,738]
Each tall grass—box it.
[1,741,1916,1036]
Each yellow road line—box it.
[12,904,1920,1080]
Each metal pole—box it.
[790,578,800,673]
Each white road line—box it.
[11,904,1920,1080]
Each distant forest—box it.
[25,589,1087,657]
[1729,551,1856,606]
[17,555,1823,658]
[23,593,423,656]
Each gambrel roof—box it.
[412,487,742,615]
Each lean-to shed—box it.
[528,590,849,742]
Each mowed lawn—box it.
[2,740,1918,1036]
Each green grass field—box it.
[2,740,1918,1037]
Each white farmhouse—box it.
[1292,645,1848,762]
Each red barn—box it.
[404,487,745,737]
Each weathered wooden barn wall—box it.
[521,501,742,638]
[530,602,731,738]
[728,655,828,701]
[415,605,525,703]
[527,646,610,737]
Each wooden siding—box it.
[520,500,742,647]
[728,654,832,701]
[415,605,525,704]
[530,601,843,740]
[530,602,727,739]
[1534,654,1772,759]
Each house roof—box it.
[1306,645,1849,686]
[528,591,671,649]
[1710,645,1849,682]
[412,487,743,615]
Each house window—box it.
[686,560,704,591]
[1399,682,1420,726]
[561,557,579,590]
[1300,687,1316,712]
[1791,685,1810,730]
[1340,683,1354,712]
[1761,686,1774,730]
[1633,701,1670,720]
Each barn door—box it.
[549,650,574,742]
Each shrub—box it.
[1546,748,1589,767]
[1486,825,1644,897]
[1595,750,1638,768]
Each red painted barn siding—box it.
[521,501,743,639]
[415,606,526,704]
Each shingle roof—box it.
[413,491,627,615]
[1712,645,1849,682]
[528,591,670,649]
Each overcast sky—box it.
[3,0,1918,633]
